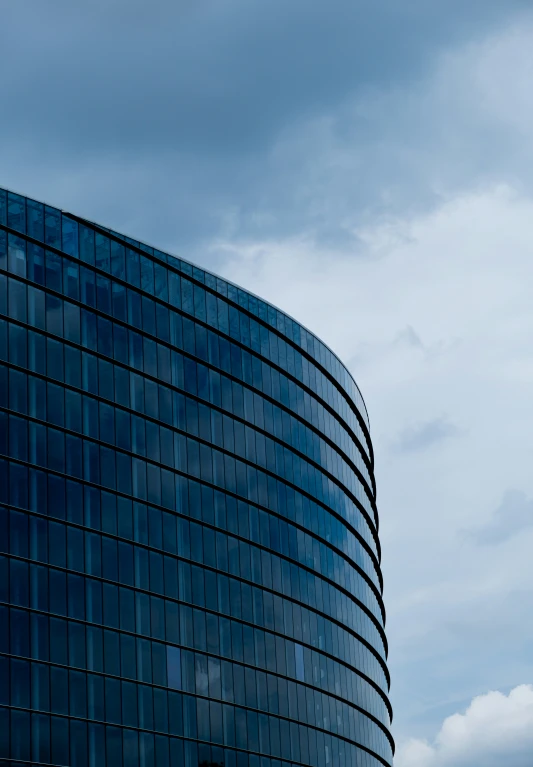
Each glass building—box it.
[0,186,393,767]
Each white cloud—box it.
[395,685,533,767]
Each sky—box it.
[2,2,533,763]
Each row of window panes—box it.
[0,604,391,749]
[0,308,382,616]
[0,189,371,434]
[0,362,381,598]
[0,474,388,680]
[0,458,388,672]
[0,349,380,590]
[1,577,390,729]
[1,503,388,698]
[2,409,383,629]
[0,622,391,763]
[2,367,381,617]
[0,454,387,669]
[0,315,379,569]
[0,707,389,767]
[0,255,374,515]
[1,326,380,574]
[0,365,380,604]
[0,403,384,631]
[0,452,387,663]
[0,227,373,472]
[0,272,376,547]
[2,500,388,690]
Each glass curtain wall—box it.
[0,187,393,767]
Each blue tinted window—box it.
[62,216,79,258]
[80,225,95,265]
[8,234,26,277]
[0,189,6,225]
[45,206,61,248]
[95,233,111,272]
[8,192,26,233]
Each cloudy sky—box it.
[2,1,533,763]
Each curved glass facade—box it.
[0,187,393,767]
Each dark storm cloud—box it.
[1,0,531,254]
[2,0,529,156]
[392,416,460,453]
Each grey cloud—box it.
[467,489,533,545]
[392,416,460,453]
[1,0,532,256]
[2,0,528,156]
[394,325,425,350]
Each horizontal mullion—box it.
[0,349,383,594]
[0,612,390,734]
[0,481,389,683]
[1,699,392,767]
[1,542,391,711]
[0,403,385,630]
[0,235,376,494]
[65,213,375,461]
[0,308,382,579]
